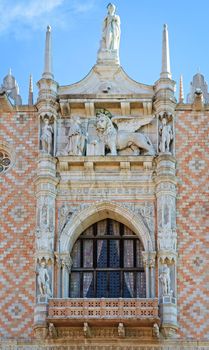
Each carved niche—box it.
[36,196,55,253]
[40,114,54,156]
[158,113,173,154]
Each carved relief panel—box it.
[56,111,157,157]
[36,196,55,253]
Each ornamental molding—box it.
[59,200,154,253]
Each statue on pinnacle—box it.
[97,3,121,64]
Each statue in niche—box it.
[159,265,171,296]
[101,3,120,51]
[63,116,86,156]
[41,116,54,155]
[159,115,173,153]
[95,112,155,156]
[37,261,52,297]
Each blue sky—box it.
[1,0,209,103]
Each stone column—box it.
[61,254,73,298]
[34,155,58,337]
[155,154,178,338]
[142,251,156,299]
[149,252,156,298]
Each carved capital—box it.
[142,251,156,268]
[149,252,157,268]
[36,253,54,264]
[158,252,177,265]
[61,254,73,272]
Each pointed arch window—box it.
[69,219,146,298]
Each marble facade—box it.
[0,3,209,349]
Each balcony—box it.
[47,298,159,326]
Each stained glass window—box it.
[69,219,146,298]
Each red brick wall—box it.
[0,110,38,339]
[176,109,209,339]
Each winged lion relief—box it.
[94,112,155,156]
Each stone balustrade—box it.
[47,298,159,323]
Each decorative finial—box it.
[28,74,34,105]
[9,68,12,76]
[179,75,184,103]
[160,23,171,79]
[29,74,33,92]
[42,25,53,79]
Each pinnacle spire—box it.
[42,25,53,79]
[179,75,184,103]
[161,24,171,79]
[28,74,34,105]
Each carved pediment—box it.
[58,65,154,97]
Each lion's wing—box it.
[112,116,154,132]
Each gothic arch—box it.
[60,201,154,255]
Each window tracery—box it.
[0,149,11,173]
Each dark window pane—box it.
[107,220,113,236]
[124,226,134,236]
[70,272,80,297]
[71,241,80,267]
[124,240,134,267]
[112,221,120,236]
[136,272,146,298]
[97,220,107,236]
[83,240,93,267]
[109,240,120,267]
[136,241,144,268]
[109,272,120,297]
[97,272,108,297]
[83,272,94,297]
[97,240,107,267]
[124,272,135,298]
[82,226,93,236]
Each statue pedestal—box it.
[97,49,120,65]
[160,296,178,338]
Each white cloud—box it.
[0,0,95,36]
